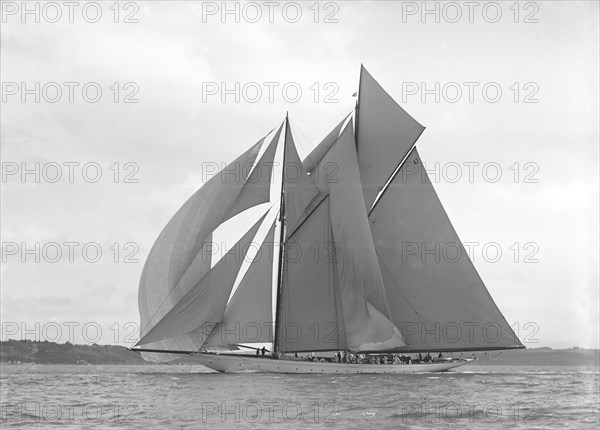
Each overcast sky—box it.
[1,1,598,349]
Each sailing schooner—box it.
[133,66,524,373]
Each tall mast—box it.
[273,113,288,354]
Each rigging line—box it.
[288,111,352,169]
[286,118,313,158]
[367,128,426,217]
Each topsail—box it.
[356,65,425,210]
[136,66,523,362]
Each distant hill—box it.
[0,340,148,365]
[1,340,598,366]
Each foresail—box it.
[369,148,523,351]
[136,212,269,347]
[278,196,346,352]
[356,66,425,211]
[138,133,276,362]
[326,122,405,351]
[205,220,277,347]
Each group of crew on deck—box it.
[254,348,445,364]
[254,347,447,364]
[324,351,445,364]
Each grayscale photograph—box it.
[1,1,598,428]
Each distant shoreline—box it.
[1,340,598,366]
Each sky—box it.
[1,1,598,349]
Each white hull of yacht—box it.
[194,353,470,374]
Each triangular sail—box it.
[278,196,347,352]
[136,212,269,347]
[357,66,425,210]
[225,125,282,220]
[287,115,351,233]
[138,136,273,361]
[369,148,523,351]
[325,122,405,351]
[283,123,320,235]
[205,220,277,347]
[302,113,351,174]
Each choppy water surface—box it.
[1,364,598,429]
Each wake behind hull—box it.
[194,353,469,374]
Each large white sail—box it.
[136,212,268,347]
[138,130,279,361]
[326,122,405,351]
[278,196,347,352]
[205,220,277,347]
[356,66,425,210]
[369,148,523,351]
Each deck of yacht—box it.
[194,353,471,374]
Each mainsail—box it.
[136,66,522,360]
[278,196,347,352]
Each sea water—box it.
[1,364,598,429]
